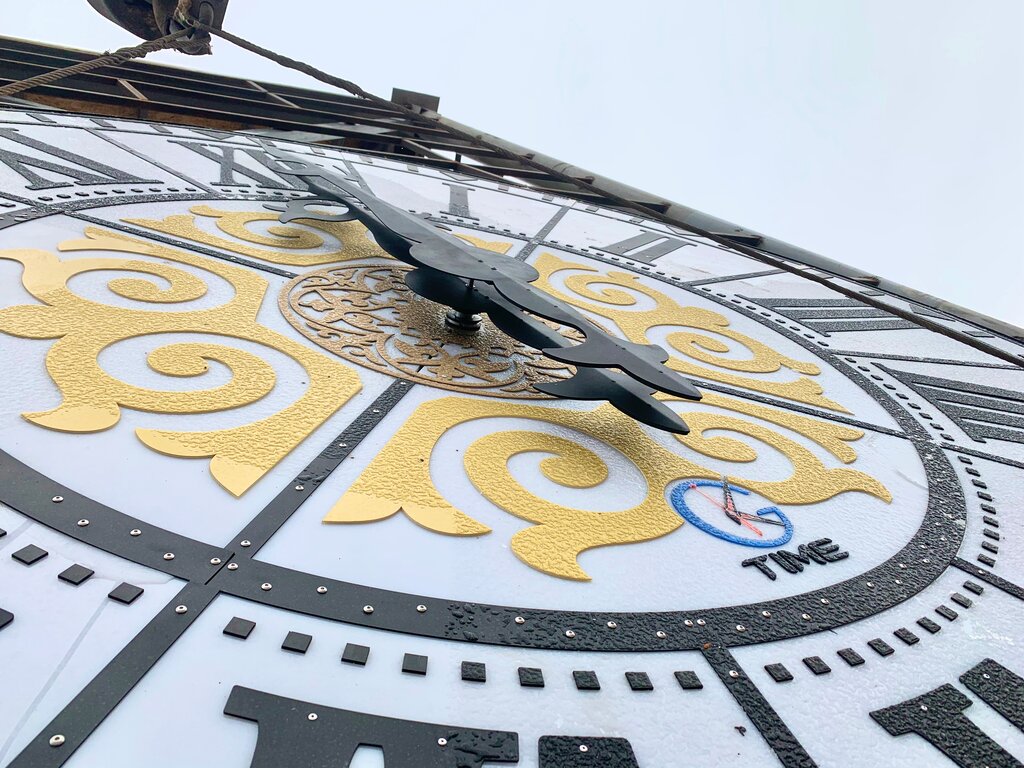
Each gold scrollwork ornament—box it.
[326,395,889,581]
[0,228,362,497]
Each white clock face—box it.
[0,110,1022,768]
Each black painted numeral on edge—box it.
[871,684,1020,768]
[960,659,1024,731]
[600,231,693,263]
[225,686,519,768]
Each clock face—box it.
[0,110,1022,768]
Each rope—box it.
[0,27,194,99]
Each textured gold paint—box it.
[124,205,389,266]
[532,252,849,412]
[0,228,361,496]
[327,395,888,580]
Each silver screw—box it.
[76,519,89,527]
[51,496,63,503]
[606,621,617,629]
[308,713,318,721]
[736,625,746,632]
[696,619,706,626]
[363,605,374,614]
[174,605,187,614]
[565,629,576,638]
[261,583,272,591]
[49,734,65,747]
[227,563,239,571]
[684,619,694,627]
[729,670,739,679]
[762,610,772,618]
[801,613,811,621]
[240,540,251,548]
[514,616,525,624]
[130,529,141,536]
[295,485,304,491]
[163,552,175,561]
[437,738,447,747]
[316,586,328,594]
[210,557,221,565]
[820,598,830,605]
[656,630,667,638]
[416,604,427,613]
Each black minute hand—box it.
[264,148,702,433]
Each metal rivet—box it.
[579,744,589,753]
[514,616,525,624]
[163,552,175,561]
[736,625,746,632]
[895,579,903,585]
[76,519,89,527]
[240,540,251,547]
[565,629,576,638]
[437,738,447,747]
[867,581,874,588]
[372,408,380,414]
[606,621,617,629]
[416,604,427,613]
[761,610,772,618]
[338,443,348,448]
[308,713,318,721]
[920,705,928,712]
[174,605,187,614]
[983,673,991,680]
[210,557,221,565]
[363,605,374,614]
[261,583,272,591]
[51,496,63,503]
[227,563,239,570]
[684,619,694,627]
[316,586,327,594]
[130,529,142,536]
[696,619,706,626]
[820,598,830,605]
[899,563,907,569]
[802,613,811,620]
[728,670,739,679]
[49,735,65,747]
[922,558,930,564]
[294,485,304,491]
[656,630,667,638]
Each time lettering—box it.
[741,537,849,581]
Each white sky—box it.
[5,1,1023,327]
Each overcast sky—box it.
[6,1,1023,327]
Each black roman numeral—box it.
[0,128,156,190]
[600,231,694,263]
[882,366,1024,444]
[871,659,1024,767]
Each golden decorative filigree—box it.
[0,228,362,497]
[532,252,848,412]
[280,262,575,398]
[124,205,388,266]
[327,395,890,581]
